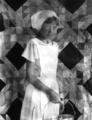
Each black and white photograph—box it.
[0,0,92,120]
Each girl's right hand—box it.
[47,89,62,104]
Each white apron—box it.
[20,38,59,120]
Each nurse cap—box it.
[31,10,59,31]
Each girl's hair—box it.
[31,17,58,39]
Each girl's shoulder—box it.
[27,38,38,45]
[29,38,44,46]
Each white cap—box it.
[31,10,59,30]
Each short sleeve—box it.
[22,39,39,62]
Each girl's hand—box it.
[47,89,62,104]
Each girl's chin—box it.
[49,34,57,38]
[41,33,57,40]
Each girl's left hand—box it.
[47,89,62,104]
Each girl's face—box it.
[40,17,59,39]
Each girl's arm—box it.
[26,60,61,104]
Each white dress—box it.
[20,38,59,120]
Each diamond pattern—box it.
[6,42,26,70]
[86,24,92,35]
[83,78,92,95]
[77,77,92,95]
[0,13,5,31]
[58,42,83,69]
[4,0,27,11]
[58,0,85,13]
[7,98,22,120]
[0,79,6,91]
[18,92,24,99]
[61,100,82,120]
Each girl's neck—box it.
[36,34,55,44]
[43,39,51,43]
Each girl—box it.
[20,10,63,120]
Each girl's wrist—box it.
[45,88,52,95]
